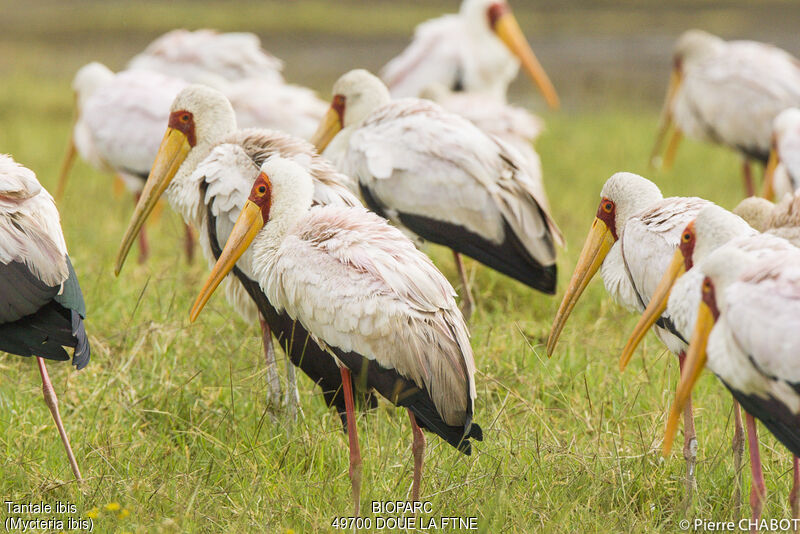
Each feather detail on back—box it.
[261,205,475,426]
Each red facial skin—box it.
[673,56,683,74]
[595,197,618,240]
[701,276,720,321]
[331,94,346,126]
[487,2,510,30]
[679,221,697,270]
[168,109,197,147]
[249,172,272,222]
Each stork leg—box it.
[742,159,755,197]
[134,193,149,264]
[284,353,302,424]
[259,315,282,415]
[790,456,800,526]
[408,410,426,502]
[340,367,362,516]
[746,413,766,532]
[678,351,697,510]
[453,251,475,321]
[732,400,746,519]
[184,223,195,264]
[36,357,82,482]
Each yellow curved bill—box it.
[662,299,713,457]
[619,249,685,371]
[546,217,615,356]
[115,127,191,276]
[190,201,264,322]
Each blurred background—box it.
[2,0,800,112]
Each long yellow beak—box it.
[619,249,685,371]
[55,131,76,202]
[546,217,615,356]
[650,69,683,169]
[311,107,342,153]
[760,147,780,201]
[115,127,191,276]
[662,299,713,456]
[189,200,264,322]
[494,11,559,110]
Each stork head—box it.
[673,29,725,71]
[71,62,114,110]
[190,157,314,322]
[459,0,559,109]
[618,204,751,371]
[115,85,236,275]
[650,30,724,170]
[733,196,774,232]
[311,69,391,152]
[546,173,662,356]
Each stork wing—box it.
[347,99,560,274]
[128,29,283,85]
[268,205,476,429]
[82,69,187,178]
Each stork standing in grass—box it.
[664,245,800,525]
[190,156,483,515]
[651,30,800,196]
[0,154,90,482]
[547,172,711,505]
[313,69,562,319]
[618,205,799,522]
[114,85,367,422]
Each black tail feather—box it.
[333,347,481,455]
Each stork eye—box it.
[682,231,692,242]
[257,185,267,195]
[602,201,613,213]
[181,113,190,123]
[702,280,711,292]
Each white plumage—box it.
[0,156,68,286]
[70,62,188,194]
[381,0,558,109]
[767,108,800,199]
[250,158,476,425]
[317,70,561,298]
[127,29,284,86]
[655,30,800,169]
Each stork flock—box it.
[4,0,800,526]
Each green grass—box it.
[1,3,799,533]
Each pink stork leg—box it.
[258,315,282,413]
[184,223,195,264]
[743,159,755,197]
[678,351,698,508]
[407,410,426,502]
[732,400,746,518]
[746,413,766,532]
[453,252,475,321]
[36,358,82,482]
[341,367,362,516]
[790,456,800,524]
[134,193,149,264]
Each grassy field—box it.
[1,2,800,533]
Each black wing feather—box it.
[0,259,90,369]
